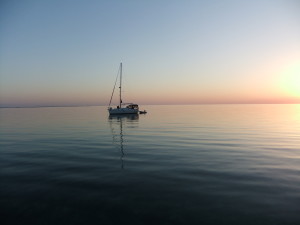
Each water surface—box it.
[1,105,300,224]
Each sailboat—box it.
[108,63,145,115]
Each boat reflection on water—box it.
[109,114,139,121]
[108,114,139,169]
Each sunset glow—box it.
[0,1,299,107]
[279,63,300,98]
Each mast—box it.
[119,62,122,108]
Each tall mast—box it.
[119,62,122,108]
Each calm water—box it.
[1,105,300,225]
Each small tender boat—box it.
[108,63,145,115]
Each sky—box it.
[0,0,299,107]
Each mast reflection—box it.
[108,114,139,169]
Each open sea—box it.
[1,104,300,225]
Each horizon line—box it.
[1,102,300,109]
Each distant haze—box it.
[1,0,299,107]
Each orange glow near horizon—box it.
[1,61,300,107]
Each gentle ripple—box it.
[1,105,300,225]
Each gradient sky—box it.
[0,0,299,107]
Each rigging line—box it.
[108,65,121,107]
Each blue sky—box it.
[0,0,299,107]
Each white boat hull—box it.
[108,107,139,115]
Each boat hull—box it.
[108,108,139,115]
